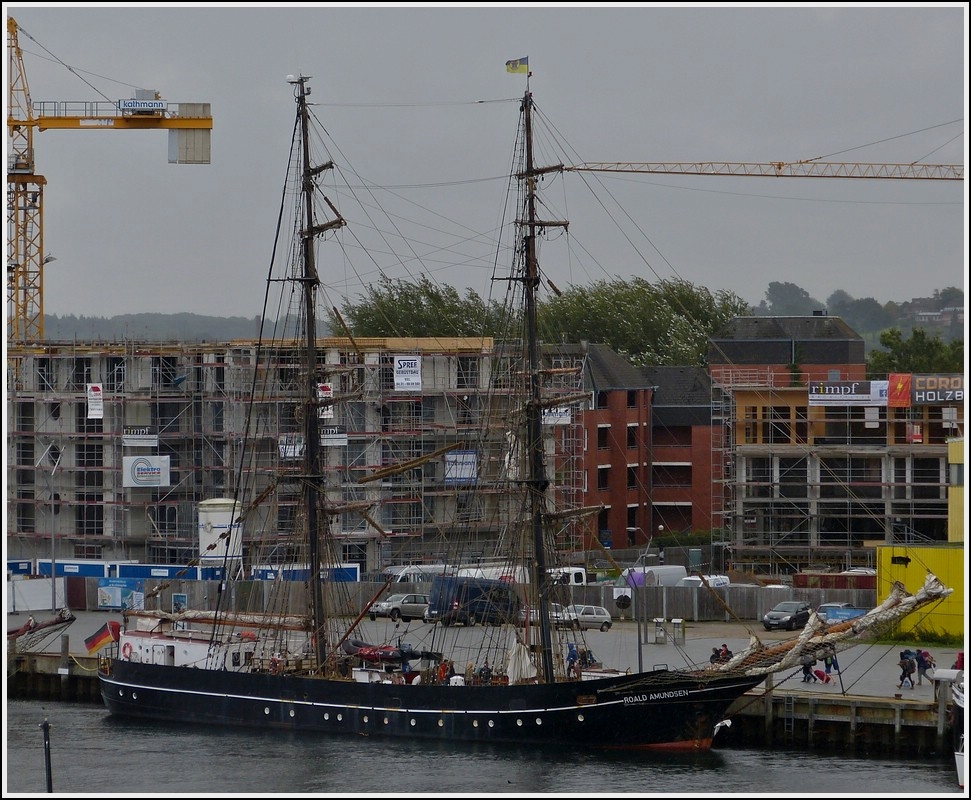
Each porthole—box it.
[132,693,137,700]
[438,719,444,727]
[324,713,330,720]
[384,717,389,725]
[363,715,369,723]
[337,713,343,721]
[289,709,295,718]
[488,720,494,728]
[535,718,542,725]
[410,719,416,727]
[264,708,270,715]
[473,720,479,728]
[577,714,584,722]
[516,719,523,727]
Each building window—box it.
[597,466,610,490]
[211,401,224,433]
[16,440,35,468]
[37,358,56,392]
[75,403,104,435]
[152,356,180,390]
[626,425,638,449]
[16,489,35,533]
[17,402,35,431]
[456,491,483,522]
[778,457,808,499]
[597,427,609,449]
[71,358,92,390]
[73,543,104,560]
[105,357,126,392]
[627,466,637,489]
[457,356,479,390]
[76,493,104,536]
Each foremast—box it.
[291,76,345,669]
[518,91,567,684]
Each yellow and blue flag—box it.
[505,57,529,74]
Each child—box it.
[897,650,916,689]
[813,668,832,684]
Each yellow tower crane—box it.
[6,17,213,342]
[566,161,962,180]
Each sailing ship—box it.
[97,78,953,750]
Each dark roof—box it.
[581,343,649,390]
[640,366,711,406]
[711,315,862,342]
[708,315,865,367]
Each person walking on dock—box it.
[801,655,818,683]
[897,650,916,689]
[914,650,933,686]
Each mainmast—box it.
[290,75,344,668]
[519,91,567,684]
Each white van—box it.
[675,574,730,589]
[548,566,588,586]
[616,565,687,588]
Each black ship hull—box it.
[99,659,763,750]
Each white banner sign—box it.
[122,426,159,447]
[444,450,478,485]
[808,380,888,407]
[320,425,348,447]
[122,456,171,487]
[317,382,334,419]
[393,355,421,391]
[87,383,104,419]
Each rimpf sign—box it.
[808,380,888,407]
[122,456,171,487]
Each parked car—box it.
[368,593,429,622]
[563,604,613,632]
[816,602,868,623]
[816,601,852,621]
[762,600,812,631]
[518,603,566,627]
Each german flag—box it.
[84,620,121,653]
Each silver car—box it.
[369,593,429,622]
[517,602,567,627]
[563,604,612,632]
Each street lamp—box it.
[36,442,62,612]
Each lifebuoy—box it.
[122,642,133,659]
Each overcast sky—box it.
[5,3,967,319]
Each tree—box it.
[538,277,748,366]
[760,282,825,316]
[932,286,964,309]
[823,292,894,335]
[866,328,964,377]
[330,274,749,367]
[328,274,506,338]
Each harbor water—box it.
[4,699,961,797]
